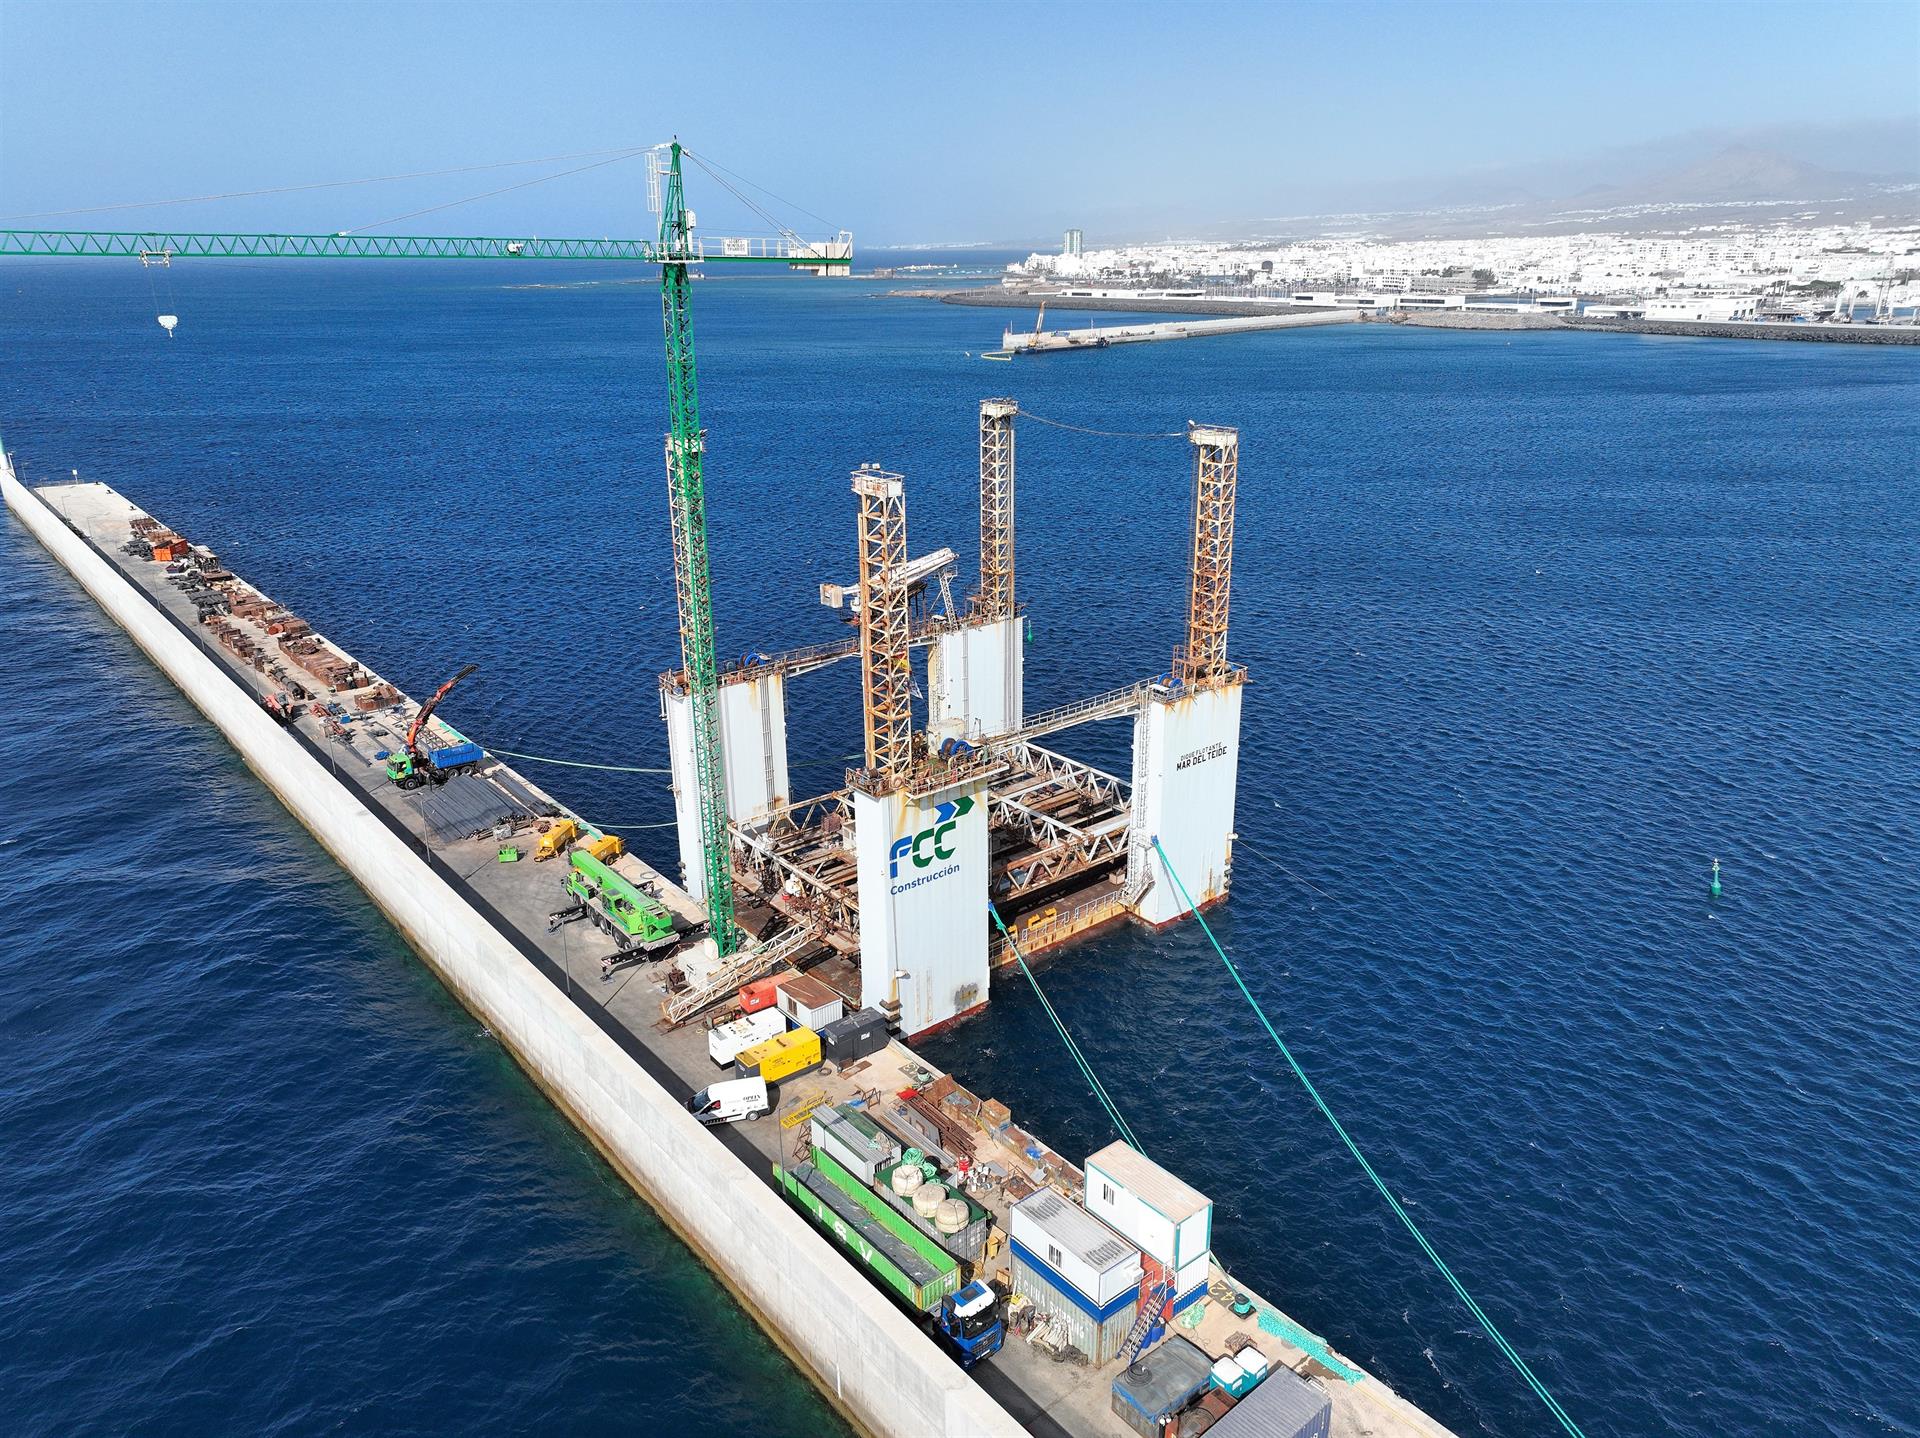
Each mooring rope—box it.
[1013,408,1187,440]
[488,744,861,777]
[1150,837,1589,1438]
[988,904,1143,1152]
[487,746,671,774]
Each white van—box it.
[688,1076,770,1126]
[707,1007,787,1067]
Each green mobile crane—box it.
[0,142,848,955]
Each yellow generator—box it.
[735,1028,822,1084]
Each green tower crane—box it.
[655,139,740,955]
[0,142,849,955]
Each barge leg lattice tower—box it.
[853,465,915,779]
[1128,424,1245,922]
[927,399,1024,743]
[973,398,1016,621]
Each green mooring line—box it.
[987,905,1143,1153]
[1150,838,1589,1438]
[990,901,1362,1387]
[487,746,672,775]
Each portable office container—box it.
[734,1027,821,1083]
[1085,1141,1213,1309]
[1008,1190,1142,1363]
[811,1103,898,1185]
[819,1007,889,1065]
[1110,1335,1214,1438]
[1206,1361,1332,1438]
[775,973,845,1030]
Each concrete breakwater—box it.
[1395,310,1920,343]
[1572,316,1920,344]
[4,463,1461,1438]
[908,287,1322,318]
[1001,310,1357,353]
[912,287,1920,344]
[1,465,1021,1438]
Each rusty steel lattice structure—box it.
[852,464,915,781]
[973,398,1018,619]
[1173,424,1241,689]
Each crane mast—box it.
[655,141,741,954]
[0,141,853,960]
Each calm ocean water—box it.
[2,258,1915,1438]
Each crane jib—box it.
[0,142,826,959]
[0,230,850,264]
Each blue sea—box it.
[2,256,1915,1438]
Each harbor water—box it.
[2,258,1915,1438]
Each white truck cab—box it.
[688,1076,770,1126]
[707,1007,787,1067]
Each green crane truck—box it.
[547,849,678,963]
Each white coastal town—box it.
[1009,217,1920,323]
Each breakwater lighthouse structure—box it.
[659,399,1245,1037]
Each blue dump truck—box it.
[775,1147,1005,1368]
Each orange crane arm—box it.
[406,663,478,756]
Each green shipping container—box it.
[774,1146,960,1313]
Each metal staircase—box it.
[1117,1275,1174,1367]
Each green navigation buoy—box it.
[1710,858,1722,898]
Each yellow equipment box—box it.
[584,832,624,863]
[736,1027,822,1083]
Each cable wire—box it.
[0,147,652,223]
[682,151,806,245]
[1014,408,1188,440]
[488,746,670,775]
[681,147,838,233]
[344,151,647,233]
[1230,836,1333,901]
[1150,837,1590,1438]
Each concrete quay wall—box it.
[1571,317,1920,344]
[2,465,1022,1438]
[1395,310,1920,343]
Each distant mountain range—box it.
[1015,127,1920,249]
[1561,144,1904,209]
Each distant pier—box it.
[904,286,1920,345]
[999,310,1357,354]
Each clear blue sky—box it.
[1,0,1915,245]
